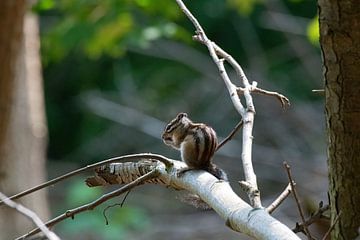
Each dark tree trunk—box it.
[318,0,360,239]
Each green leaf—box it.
[33,0,55,12]
[307,15,319,46]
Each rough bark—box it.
[318,0,360,239]
[0,1,49,238]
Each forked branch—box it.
[175,0,261,208]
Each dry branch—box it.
[0,153,173,206]
[293,202,330,234]
[216,119,243,151]
[237,87,290,108]
[16,169,160,239]
[284,162,313,239]
[0,192,60,240]
[266,183,292,214]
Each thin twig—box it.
[0,153,172,206]
[238,87,290,108]
[102,190,132,225]
[293,202,330,233]
[312,89,325,96]
[16,170,159,240]
[216,120,243,151]
[0,192,60,240]
[266,183,292,214]
[321,211,341,240]
[284,162,313,240]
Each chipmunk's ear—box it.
[177,112,188,119]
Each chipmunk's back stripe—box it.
[206,127,216,158]
[210,127,217,153]
[198,127,210,163]
[194,131,201,162]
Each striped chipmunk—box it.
[162,112,228,181]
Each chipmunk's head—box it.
[162,112,191,148]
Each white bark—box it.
[91,159,300,240]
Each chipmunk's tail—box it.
[206,163,228,181]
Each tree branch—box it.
[84,159,302,240]
[284,162,313,239]
[0,153,173,205]
[266,183,292,214]
[238,86,290,109]
[216,119,243,151]
[16,169,160,240]
[0,192,60,240]
[293,202,330,234]
[175,0,261,208]
[321,211,341,240]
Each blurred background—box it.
[1,0,328,239]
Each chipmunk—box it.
[162,112,228,181]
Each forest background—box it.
[2,0,326,239]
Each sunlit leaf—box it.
[33,0,55,11]
[307,15,319,46]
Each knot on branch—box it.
[239,181,262,208]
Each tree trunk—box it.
[318,0,360,239]
[0,1,49,238]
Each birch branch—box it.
[266,183,292,214]
[175,0,261,208]
[86,159,301,240]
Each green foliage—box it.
[35,0,184,63]
[227,0,262,16]
[33,0,55,11]
[307,15,320,46]
[59,179,150,240]
[38,0,320,161]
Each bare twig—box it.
[238,87,290,108]
[284,162,313,239]
[0,153,172,206]
[266,183,292,214]
[312,89,325,95]
[102,190,132,225]
[16,169,159,240]
[175,0,245,116]
[0,192,60,240]
[175,0,261,208]
[293,202,330,233]
[321,211,341,240]
[216,120,243,151]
